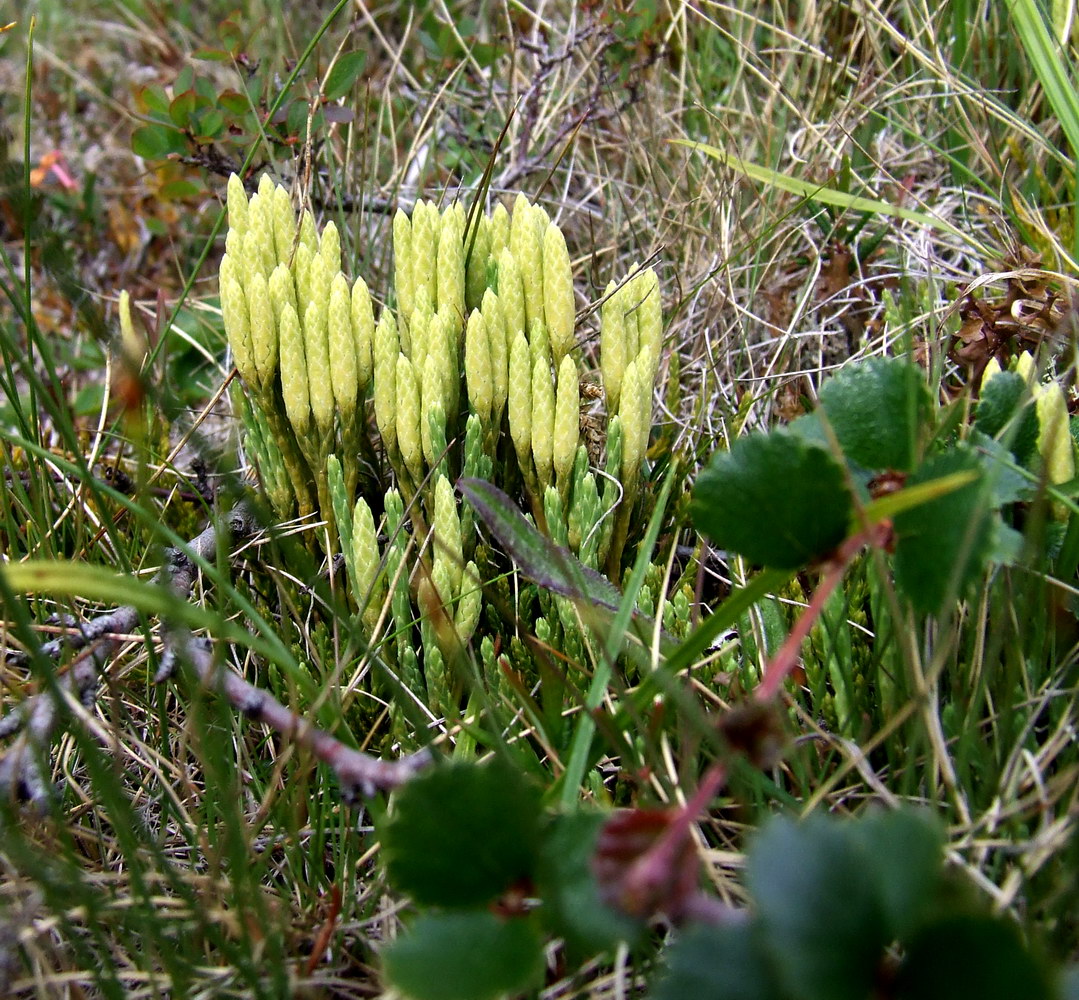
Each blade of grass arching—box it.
[557,466,677,811]
[0,433,310,690]
[672,138,988,256]
[1008,0,1079,260]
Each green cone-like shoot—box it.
[489,202,510,259]
[465,213,491,312]
[498,248,526,341]
[433,473,464,596]
[220,254,256,385]
[553,355,580,490]
[271,184,296,265]
[421,354,444,465]
[600,279,625,413]
[481,289,509,421]
[373,310,399,452]
[511,193,544,330]
[531,355,556,488]
[278,301,311,438]
[245,268,277,392]
[351,275,375,389]
[319,220,341,277]
[328,272,358,419]
[226,173,249,238]
[412,200,438,315]
[303,254,334,436]
[437,204,465,329]
[543,222,574,365]
[508,330,532,467]
[465,309,493,423]
[396,353,423,482]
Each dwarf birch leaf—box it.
[691,431,851,568]
[975,371,1039,465]
[650,920,784,1000]
[536,811,645,959]
[382,911,544,1000]
[748,814,886,1000]
[895,915,1052,1000]
[819,357,930,472]
[379,759,542,908]
[893,447,992,615]
[850,809,943,941]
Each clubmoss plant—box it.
[220,174,666,732]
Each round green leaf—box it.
[379,759,542,908]
[893,446,992,616]
[850,809,943,941]
[536,811,644,959]
[818,357,930,472]
[650,920,784,1000]
[382,911,544,1000]
[324,50,367,101]
[747,814,886,1000]
[691,430,852,568]
[974,371,1039,465]
[895,915,1052,1000]
[131,124,188,160]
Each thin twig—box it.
[0,499,432,804]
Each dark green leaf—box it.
[159,179,204,201]
[893,446,993,615]
[819,357,930,471]
[323,104,354,124]
[536,812,644,958]
[286,100,309,138]
[138,83,170,115]
[895,915,1052,1000]
[975,371,1039,464]
[194,76,217,104]
[131,124,188,160]
[650,920,784,1000]
[168,89,197,127]
[379,759,542,908]
[691,431,852,568]
[459,478,623,610]
[218,17,244,52]
[382,911,544,1000]
[323,50,367,101]
[970,432,1029,506]
[191,47,231,62]
[850,809,943,940]
[217,89,248,115]
[174,65,194,94]
[748,814,886,1000]
[192,109,226,141]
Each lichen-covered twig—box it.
[169,632,432,802]
[0,499,432,805]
